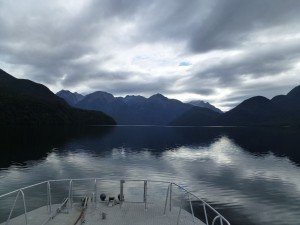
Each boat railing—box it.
[0,178,230,225]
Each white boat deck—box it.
[1,201,205,225]
[0,179,230,225]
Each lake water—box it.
[0,126,300,225]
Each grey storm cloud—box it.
[85,74,174,97]
[189,0,300,53]
[180,42,300,107]
[1,0,300,110]
[196,41,300,84]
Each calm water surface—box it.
[0,126,300,225]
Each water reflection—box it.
[0,126,300,225]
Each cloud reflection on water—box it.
[0,126,300,225]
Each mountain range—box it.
[56,90,84,106]
[57,85,300,126]
[1,67,300,127]
[187,100,223,113]
[0,69,116,126]
[59,91,220,125]
[173,86,300,126]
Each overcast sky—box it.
[1,0,300,110]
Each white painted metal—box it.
[163,183,170,215]
[0,179,231,225]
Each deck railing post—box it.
[163,184,170,215]
[47,181,52,213]
[188,193,195,224]
[203,203,209,225]
[120,180,125,207]
[20,190,28,225]
[220,217,224,225]
[169,183,172,212]
[68,180,73,209]
[176,196,183,225]
[6,191,21,225]
[144,180,148,210]
[94,179,97,203]
[46,183,49,212]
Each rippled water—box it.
[0,126,300,225]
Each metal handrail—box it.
[0,178,230,225]
[171,182,230,225]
